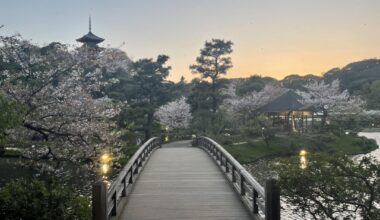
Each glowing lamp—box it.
[299,150,307,157]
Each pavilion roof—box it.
[257,90,314,113]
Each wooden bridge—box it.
[92,137,280,220]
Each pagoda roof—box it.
[76,31,104,43]
[257,90,314,113]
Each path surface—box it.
[118,140,251,220]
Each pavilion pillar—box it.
[305,115,308,132]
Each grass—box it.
[1,149,22,158]
[361,127,380,132]
[223,133,378,164]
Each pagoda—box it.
[76,17,104,47]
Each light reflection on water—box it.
[282,132,380,219]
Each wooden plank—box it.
[118,140,251,220]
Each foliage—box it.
[223,133,377,164]
[281,74,321,91]
[222,84,285,120]
[155,97,192,130]
[273,155,380,219]
[0,178,91,220]
[0,95,24,144]
[298,79,365,115]
[0,95,24,156]
[190,39,233,114]
[234,75,266,96]
[120,55,172,140]
[187,79,214,134]
[242,115,276,147]
[297,79,365,127]
[323,59,380,109]
[367,80,380,110]
[0,35,125,178]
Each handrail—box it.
[92,137,162,220]
[195,136,280,220]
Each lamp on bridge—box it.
[99,152,112,182]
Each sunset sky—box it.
[0,0,379,82]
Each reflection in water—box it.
[358,132,380,161]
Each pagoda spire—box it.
[89,16,92,32]
[76,16,104,48]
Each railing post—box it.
[129,168,133,184]
[92,181,108,220]
[265,178,280,220]
[253,189,258,214]
[111,193,117,216]
[240,174,246,196]
[225,159,229,173]
[232,166,236,182]
[121,178,127,197]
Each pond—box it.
[245,132,380,219]
[358,132,380,160]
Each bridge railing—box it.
[92,137,162,220]
[195,137,280,220]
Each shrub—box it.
[0,178,91,220]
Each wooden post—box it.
[232,166,236,182]
[92,181,108,220]
[225,159,229,173]
[265,178,280,220]
[253,189,259,214]
[240,174,246,196]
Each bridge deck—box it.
[118,140,251,220]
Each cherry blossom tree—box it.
[222,84,285,118]
[297,79,365,125]
[0,34,126,174]
[155,97,192,130]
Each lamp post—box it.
[99,152,112,183]
[93,152,112,220]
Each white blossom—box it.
[297,79,365,115]
[0,35,126,174]
[222,84,285,116]
[155,97,192,129]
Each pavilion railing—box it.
[92,137,162,220]
[195,137,280,220]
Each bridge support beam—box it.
[265,178,280,220]
[92,181,108,220]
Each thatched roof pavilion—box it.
[257,90,315,132]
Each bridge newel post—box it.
[265,178,281,220]
[92,181,108,220]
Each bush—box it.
[273,155,380,219]
[0,145,4,156]
[0,178,90,220]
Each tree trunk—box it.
[145,112,154,141]
[321,109,328,127]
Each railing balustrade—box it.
[92,137,162,220]
[195,136,280,220]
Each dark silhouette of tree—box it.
[121,55,172,140]
[190,39,233,114]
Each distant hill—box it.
[221,59,380,109]
[281,74,321,91]
[322,59,380,109]
[323,59,380,92]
